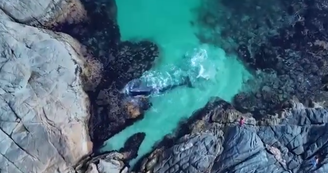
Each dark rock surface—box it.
[197,0,328,118]
[137,98,328,173]
[49,0,159,150]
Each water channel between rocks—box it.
[102,0,251,165]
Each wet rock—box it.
[88,87,151,150]
[119,132,146,161]
[76,132,145,173]
[237,44,253,67]
[0,20,94,173]
[53,0,120,65]
[136,97,328,173]
[106,41,159,89]
[48,0,159,150]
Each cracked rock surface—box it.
[0,0,86,27]
[0,20,92,173]
[138,98,328,173]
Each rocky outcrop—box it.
[0,0,87,28]
[76,152,129,173]
[0,19,96,173]
[75,132,145,173]
[137,98,328,173]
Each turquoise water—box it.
[102,0,251,165]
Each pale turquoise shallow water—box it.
[102,0,251,165]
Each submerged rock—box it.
[0,20,96,173]
[197,0,328,117]
[136,98,328,173]
[232,0,328,116]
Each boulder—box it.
[0,20,95,173]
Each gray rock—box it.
[138,99,328,173]
[0,20,93,173]
[143,129,222,173]
[0,0,86,27]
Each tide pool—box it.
[102,0,251,165]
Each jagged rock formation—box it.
[137,98,328,173]
[0,19,97,172]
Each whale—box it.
[123,75,193,97]
[122,47,215,97]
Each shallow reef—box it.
[195,0,328,117]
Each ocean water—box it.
[102,0,251,165]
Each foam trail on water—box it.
[139,65,187,96]
[134,46,218,96]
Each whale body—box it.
[123,69,192,96]
[122,47,215,97]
